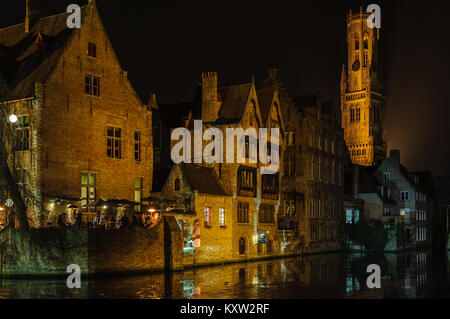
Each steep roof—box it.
[0,5,88,100]
[399,164,428,194]
[358,166,397,205]
[257,88,276,125]
[179,164,228,196]
[216,83,252,124]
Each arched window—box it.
[239,237,246,255]
[355,34,359,51]
[174,178,180,191]
[364,38,369,50]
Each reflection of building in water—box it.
[384,250,431,299]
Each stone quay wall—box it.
[0,216,182,278]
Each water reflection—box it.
[1,250,450,299]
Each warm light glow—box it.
[252,233,258,244]
[103,206,107,209]
[0,207,5,212]
[148,208,156,213]
[8,114,18,123]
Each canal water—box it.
[1,251,450,299]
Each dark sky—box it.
[1,0,449,174]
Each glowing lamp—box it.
[8,114,18,123]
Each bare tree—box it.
[0,76,31,230]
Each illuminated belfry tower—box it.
[340,7,386,166]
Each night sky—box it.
[1,0,449,174]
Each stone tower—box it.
[341,7,386,166]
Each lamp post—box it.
[8,114,17,124]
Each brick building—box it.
[260,70,346,254]
[0,1,152,226]
[154,71,284,263]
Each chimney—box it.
[268,68,278,80]
[25,0,41,33]
[201,72,219,123]
[390,150,400,164]
[148,93,158,109]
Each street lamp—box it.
[8,114,18,123]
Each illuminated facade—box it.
[340,8,387,166]
[0,1,153,226]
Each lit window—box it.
[81,173,97,207]
[204,207,211,227]
[134,178,142,212]
[219,208,225,227]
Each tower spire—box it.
[25,0,41,33]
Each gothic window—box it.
[364,38,369,50]
[355,34,359,51]
[174,178,180,191]
[239,237,246,255]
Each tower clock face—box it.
[352,60,360,71]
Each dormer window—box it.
[88,42,97,58]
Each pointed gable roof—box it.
[179,164,228,196]
[216,83,253,124]
[257,88,276,125]
[0,4,89,100]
